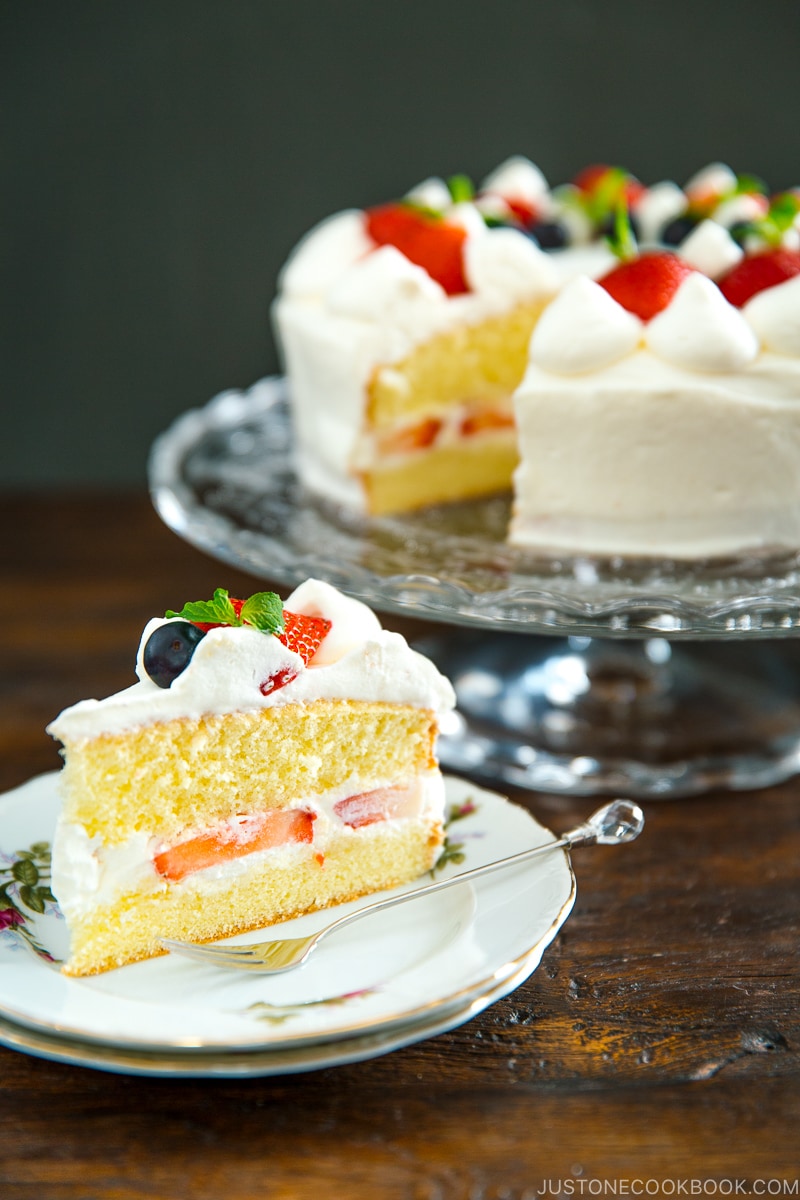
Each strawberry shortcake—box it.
[274,158,800,558]
[48,580,455,975]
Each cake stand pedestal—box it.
[414,630,800,796]
[149,377,800,799]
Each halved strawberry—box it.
[597,252,695,322]
[503,197,539,226]
[278,610,332,665]
[365,202,469,295]
[192,601,330,671]
[717,247,800,308]
[154,809,316,883]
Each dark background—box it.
[3,0,799,487]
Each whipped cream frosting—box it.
[279,210,373,299]
[404,176,453,211]
[511,349,800,557]
[529,270,772,377]
[327,245,449,333]
[464,226,558,300]
[446,200,489,238]
[684,162,738,204]
[48,579,456,743]
[529,277,642,374]
[479,156,549,208]
[277,163,563,342]
[645,274,759,372]
[676,219,743,279]
[712,192,767,227]
[635,181,687,244]
[743,274,800,357]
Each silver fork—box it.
[160,798,643,974]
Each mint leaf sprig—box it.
[582,167,631,225]
[166,587,285,635]
[605,198,639,263]
[403,199,444,220]
[734,172,769,198]
[447,174,475,204]
[751,191,800,248]
[722,190,800,250]
[402,174,476,222]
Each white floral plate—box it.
[0,773,575,1076]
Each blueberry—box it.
[143,621,206,688]
[528,220,570,249]
[660,214,698,246]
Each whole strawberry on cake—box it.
[48,580,455,976]
[274,156,800,559]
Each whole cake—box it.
[47,579,455,976]
[274,157,800,558]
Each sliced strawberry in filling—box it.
[154,809,316,883]
[334,782,422,829]
[377,417,443,457]
[460,407,515,437]
[153,781,426,883]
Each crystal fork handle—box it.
[297,798,644,948]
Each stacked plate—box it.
[0,775,575,1077]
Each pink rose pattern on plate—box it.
[0,840,57,961]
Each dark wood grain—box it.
[1,491,798,1197]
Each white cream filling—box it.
[52,771,445,920]
[350,398,516,471]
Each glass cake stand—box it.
[148,377,800,798]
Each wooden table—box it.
[1,492,798,1197]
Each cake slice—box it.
[47,579,455,976]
